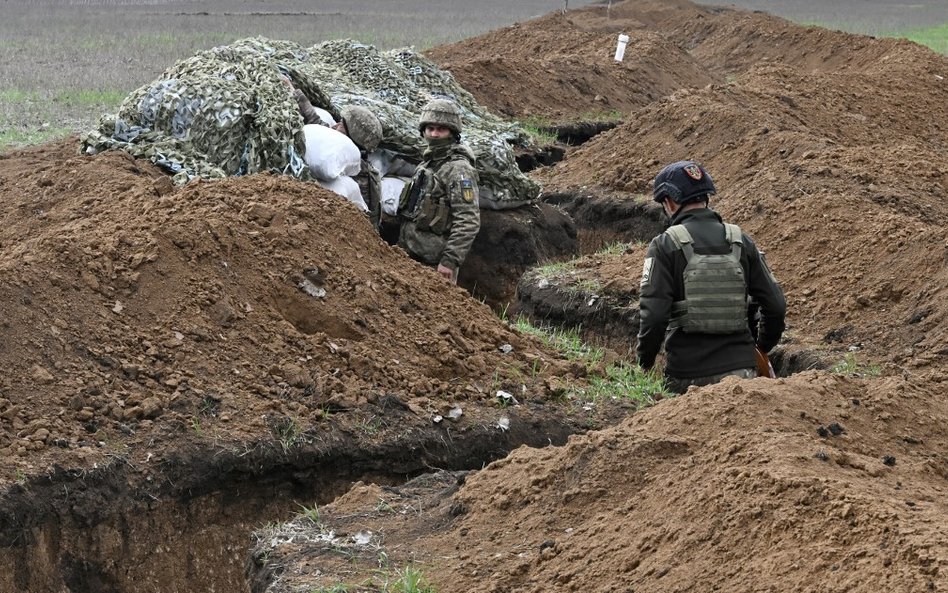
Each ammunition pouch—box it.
[399,170,427,220]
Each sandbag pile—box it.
[301,122,369,211]
[81,37,540,209]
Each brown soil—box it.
[251,1,948,592]
[3,0,948,592]
[252,372,948,593]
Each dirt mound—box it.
[4,1,948,592]
[0,139,598,479]
[531,55,948,369]
[520,4,948,370]
[247,2,948,590]
[425,10,715,120]
[428,0,946,124]
[250,371,948,592]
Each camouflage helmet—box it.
[339,105,382,152]
[652,160,717,204]
[418,99,462,135]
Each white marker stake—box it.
[614,33,630,62]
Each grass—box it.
[0,0,603,152]
[512,316,671,404]
[297,502,321,524]
[514,317,604,364]
[893,23,948,54]
[798,19,948,54]
[270,416,303,452]
[532,259,576,277]
[311,563,435,593]
[830,352,882,378]
[595,241,629,256]
[520,123,559,146]
[582,362,667,407]
[385,565,435,593]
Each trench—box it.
[0,406,584,593]
[519,188,832,377]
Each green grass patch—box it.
[520,123,559,145]
[512,316,671,405]
[894,22,948,54]
[53,89,127,107]
[0,89,39,102]
[830,352,882,378]
[595,241,629,256]
[0,125,73,153]
[582,362,667,406]
[532,259,575,277]
[514,317,604,364]
[801,19,947,54]
[386,565,435,593]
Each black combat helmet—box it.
[652,160,717,204]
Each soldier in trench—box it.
[285,78,384,230]
[636,160,786,394]
[395,99,481,284]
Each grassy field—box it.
[0,0,603,150]
[1,0,945,152]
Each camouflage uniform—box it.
[397,99,481,281]
[397,141,480,277]
[295,90,382,228]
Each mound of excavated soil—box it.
[249,1,948,592]
[532,56,948,371]
[259,371,948,593]
[4,1,948,592]
[0,139,603,481]
[426,9,715,121]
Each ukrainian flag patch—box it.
[460,178,475,203]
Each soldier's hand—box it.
[436,264,455,281]
[280,75,294,90]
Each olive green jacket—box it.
[397,143,480,272]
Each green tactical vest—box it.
[666,223,748,334]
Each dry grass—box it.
[0,0,601,150]
[1,0,945,151]
[694,0,946,35]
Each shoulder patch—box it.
[460,177,475,203]
[641,257,654,286]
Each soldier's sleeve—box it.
[440,164,481,272]
[359,159,382,229]
[293,89,325,126]
[743,234,786,353]
[636,236,674,370]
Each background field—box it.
[1,0,945,151]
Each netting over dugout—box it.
[81,37,540,209]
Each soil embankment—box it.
[2,0,947,592]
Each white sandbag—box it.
[380,176,409,217]
[368,148,394,177]
[318,176,368,212]
[303,124,361,180]
[313,107,336,127]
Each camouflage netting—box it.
[81,37,540,209]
